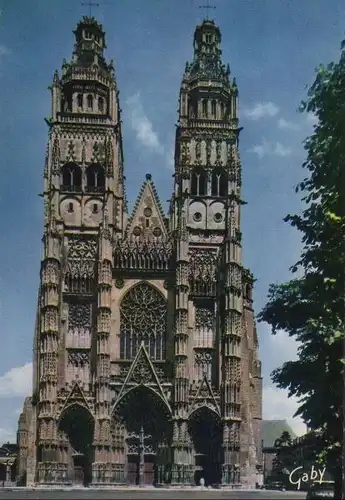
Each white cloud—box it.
[125,93,173,169]
[305,112,318,126]
[263,329,306,437]
[278,118,300,131]
[0,362,32,399]
[263,385,306,437]
[273,142,292,157]
[0,427,16,444]
[243,101,279,121]
[0,44,10,58]
[125,93,164,155]
[248,140,291,159]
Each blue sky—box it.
[0,0,344,442]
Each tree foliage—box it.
[258,39,345,494]
[272,432,295,484]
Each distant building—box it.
[288,430,334,486]
[0,443,18,486]
[261,420,296,481]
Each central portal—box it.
[126,425,156,485]
[114,385,172,486]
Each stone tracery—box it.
[119,283,167,361]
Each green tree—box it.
[271,432,295,486]
[258,39,345,499]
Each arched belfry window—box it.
[86,163,105,192]
[98,97,104,113]
[77,94,83,108]
[220,102,225,119]
[61,162,82,192]
[211,169,227,197]
[202,100,208,117]
[87,94,93,110]
[211,100,217,118]
[191,168,207,196]
[119,282,167,361]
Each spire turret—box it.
[72,16,106,69]
[184,20,230,85]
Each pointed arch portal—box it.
[188,406,223,486]
[114,385,172,486]
[58,404,94,486]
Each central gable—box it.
[125,173,168,239]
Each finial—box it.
[81,1,99,17]
[226,63,230,75]
[53,70,59,84]
[146,173,152,181]
[199,1,216,21]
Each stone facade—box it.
[17,16,262,488]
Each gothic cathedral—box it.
[17,15,262,488]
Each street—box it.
[0,488,307,500]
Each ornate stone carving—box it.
[195,141,201,164]
[206,140,212,165]
[68,303,92,333]
[189,232,223,244]
[180,142,190,165]
[67,236,97,260]
[194,351,213,365]
[215,141,222,165]
[65,140,76,162]
[44,143,49,179]
[104,136,114,176]
[195,307,213,330]
[66,236,97,283]
[43,261,59,285]
[67,350,90,367]
[189,248,218,282]
[91,141,105,163]
[81,137,86,164]
[66,258,96,280]
[115,277,124,288]
[113,237,173,271]
[43,308,58,332]
[120,365,130,378]
[51,135,61,175]
[130,356,154,384]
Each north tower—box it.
[17,16,262,488]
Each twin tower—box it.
[17,16,262,488]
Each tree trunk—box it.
[334,465,342,500]
[335,474,341,499]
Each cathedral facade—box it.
[17,15,262,488]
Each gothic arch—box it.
[113,385,171,417]
[86,163,105,192]
[188,406,223,486]
[191,168,207,196]
[61,162,82,191]
[58,401,94,425]
[188,404,220,421]
[113,385,172,486]
[119,282,167,361]
[58,403,94,486]
[211,168,227,197]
